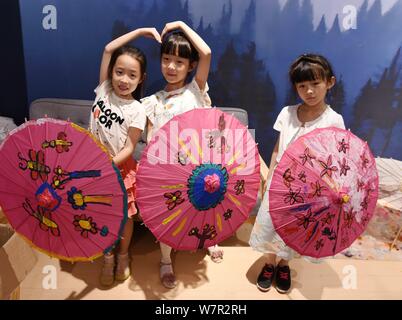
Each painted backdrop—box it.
[19,0,402,160]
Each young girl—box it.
[142,21,223,289]
[249,54,345,294]
[89,27,161,287]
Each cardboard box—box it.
[0,224,38,300]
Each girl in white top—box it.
[249,54,345,294]
[89,27,161,287]
[141,21,222,289]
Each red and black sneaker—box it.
[256,264,275,292]
[275,265,291,294]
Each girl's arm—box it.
[113,127,142,166]
[145,119,153,144]
[99,28,161,85]
[161,21,211,90]
[262,137,280,194]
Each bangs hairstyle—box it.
[289,54,334,86]
[108,46,147,100]
[161,31,199,63]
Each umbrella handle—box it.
[390,225,402,251]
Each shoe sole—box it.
[115,274,130,282]
[275,286,290,294]
[256,283,271,292]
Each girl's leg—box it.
[118,217,134,255]
[115,218,133,281]
[264,253,277,265]
[277,258,289,267]
[159,242,177,289]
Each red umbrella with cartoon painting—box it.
[136,108,260,250]
[269,127,379,258]
[0,118,127,261]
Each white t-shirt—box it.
[141,78,211,137]
[89,80,146,156]
[274,104,345,163]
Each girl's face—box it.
[111,54,143,99]
[295,77,335,108]
[161,53,193,88]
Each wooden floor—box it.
[19,221,402,300]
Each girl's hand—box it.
[138,27,161,43]
[161,21,185,40]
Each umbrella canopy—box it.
[269,127,379,258]
[0,118,127,261]
[136,108,260,250]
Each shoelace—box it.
[263,268,273,278]
[279,271,289,280]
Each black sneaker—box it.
[256,264,275,292]
[275,265,291,294]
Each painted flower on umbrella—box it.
[318,155,338,178]
[164,191,185,210]
[283,168,295,188]
[296,208,316,229]
[223,209,233,220]
[284,188,304,205]
[343,208,356,229]
[315,239,324,250]
[298,171,307,183]
[360,153,370,169]
[357,179,365,192]
[338,158,351,176]
[73,214,98,238]
[309,181,327,198]
[320,212,335,226]
[299,148,315,167]
[337,139,349,153]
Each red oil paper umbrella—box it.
[269,127,379,258]
[136,108,260,250]
[0,118,127,261]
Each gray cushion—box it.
[30,98,93,129]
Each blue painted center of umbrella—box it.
[36,182,61,212]
[187,164,228,211]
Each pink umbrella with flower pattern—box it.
[136,108,260,250]
[0,118,127,261]
[269,127,379,258]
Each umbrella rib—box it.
[0,175,36,196]
[332,206,343,255]
[216,202,235,243]
[175,203,198,249]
